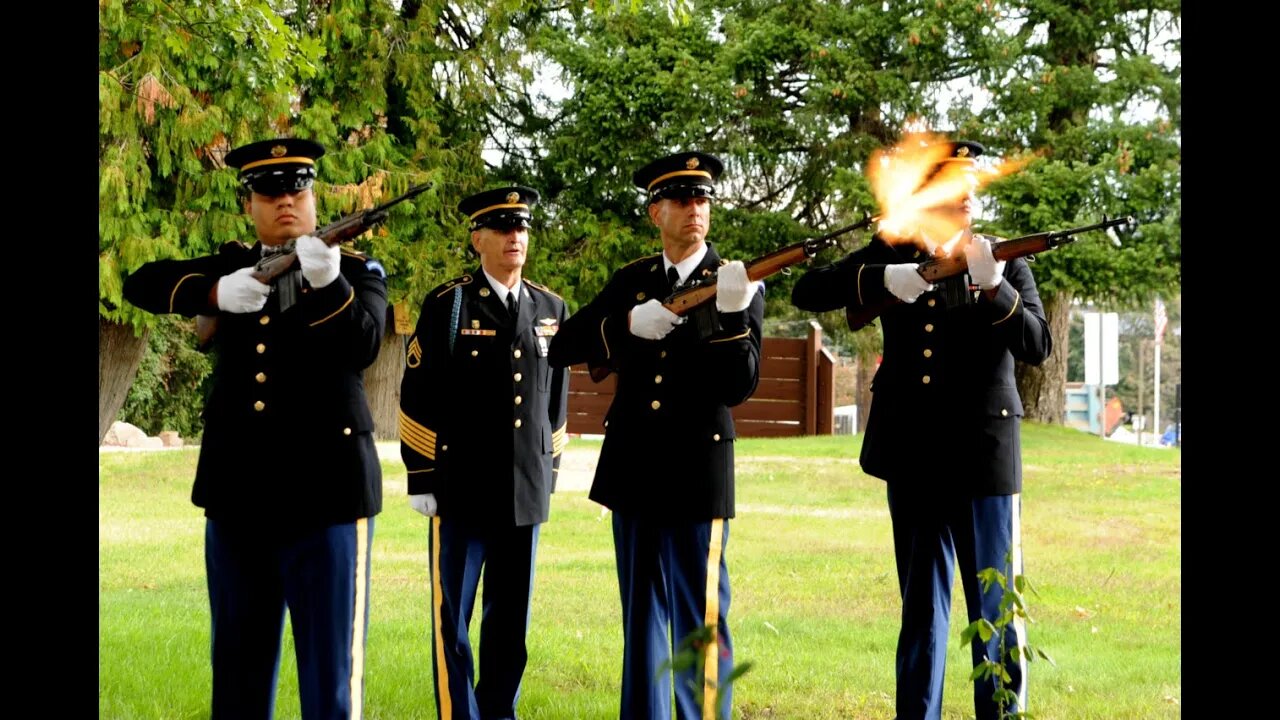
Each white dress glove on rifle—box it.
[964,235,1006,290]
[216,266,271,313]
[715,260,757,313]
[884,263,934,303]
[629,299,684,340]
[296,234,341,288]
[409,493,438,517]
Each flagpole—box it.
[1153,341,1162,442]
[1153,298,1166,443]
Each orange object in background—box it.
[1105,397,1125,436]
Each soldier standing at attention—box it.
[399,186,569,720]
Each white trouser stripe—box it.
[1010,495,1028,712]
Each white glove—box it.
[629,299,684,340]
[884,264,934,303]
[964,235,1006,290]
[409,493,438,517]
[216,266,271,313]
[296,234,341,288]
[715,260,757,313]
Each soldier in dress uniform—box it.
[398,185,569,720]
[122,137,387,720]
[547,152,764,720]
[790,140,1051,720]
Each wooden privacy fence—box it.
[566,320,835,437]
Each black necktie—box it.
[667,266,680,290]
[506,292,518,318]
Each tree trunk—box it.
[1015,290,1072,424]
[365,332,405,441]
[99,317,149,444]
[855,347,878,433]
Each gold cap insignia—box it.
[956,146,970,157]
[472,319,480,328]
[686,157,700,170]
[479,287,491,297]
[270,145,288,158]
[506,191,520,204]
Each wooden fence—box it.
[566,320,834,437]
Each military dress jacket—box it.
[548,242,764,523]
[791,233,1051,495]
[399,271,569,527]
[122,241,388,528]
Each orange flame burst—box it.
[867,131,1029,244]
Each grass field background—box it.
[99,423,1180,719]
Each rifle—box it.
[587,214,877,381]
[197,182,432,346]
[844,215,1135,331]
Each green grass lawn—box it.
[99,423,1180,719]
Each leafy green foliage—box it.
[658,624,754,719]
[103,1,1179,430]
[961,557,1056,720]
[118,316,213,439]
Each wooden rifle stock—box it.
[196,182,431,346]
[844,215,1135,331]
[586,214,877,381]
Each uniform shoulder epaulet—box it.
[523,279,563,301]
[340,249,387,279]
[431,274,473,298]
[618,253,663,276]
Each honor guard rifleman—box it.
[122,137,387,720]
[398,185,569,720]
[791,140,1050,720]
[548,152,764,720]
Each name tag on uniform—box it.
[459,328,497,337]
[537,336,549,357]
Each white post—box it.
[1097,318,1106,438]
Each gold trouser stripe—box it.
[399,410,437,460]
[709,329,750,344]
[599,316,611,360]
[310,288,356,327]
[992,288,1021,326]
[431,517,453,719]
[407,468,435,475]
[702,518,725,720]
[348,518,370,720]
[170,273,205,313]
[856,264,866,306]
[1010,495,1028,712]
